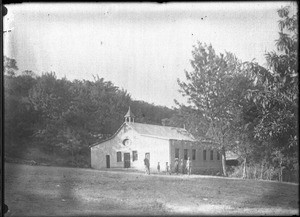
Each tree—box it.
[245,5,298,181]
[4,56,18,76]
[131,100,175,126]
[4,58,39,155]
[177,43,245,176]
[164,105,209,137]
[29,73,132,163]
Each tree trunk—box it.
[71,147,74,166]
[279,158,283,182]
[221,146,227,176]
[254,165,257,180]
[260,161,264,180]
[267,166,273,180]
[242,157,247,179]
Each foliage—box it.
[4,56,18,76]
[244,5,298,179]
[4,63,39,150]
[247,6,298,147]
[173,5,298,180]
[131,100,175,126]
[175,42,248,175]
[4,63,175,167]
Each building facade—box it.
[90,108,222,174]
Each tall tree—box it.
[177,43,244,176]
[4,58,39,155]
[245,5,298,181]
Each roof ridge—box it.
[128,122,187,130]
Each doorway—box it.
[106,155,110,168]
[124,153,130,168]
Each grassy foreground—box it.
[4,163,299,216]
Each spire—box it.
[124,106,135,123]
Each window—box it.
[132,151,138,161]
[175,148,179,159]
[192,149,196,160]
[184,149,188,160]
[203,150,207,161]
[123,139,130,146]
[117,152,122,162]
[217,152,220,160]
[210,150,214,160]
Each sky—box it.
[3,2,296,108]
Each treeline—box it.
[4,63,174,167]
[164,6,298,182]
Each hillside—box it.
[4,68,175,168]
[5,163,298,216]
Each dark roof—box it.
[90,122,195,147]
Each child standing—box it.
[186,157,192,175]
[174,158,179,175]
[180,159,185,174]
[165,162,171,175]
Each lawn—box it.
[4,163,299,216]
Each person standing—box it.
[180,159,185,174]
[186,157,192,175]
[157,162,160,173]
[165,162,170,175]
[174,158,179,175]
[144,157,150,175]
[146,158,150,175]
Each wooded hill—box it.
[4,67,175,167]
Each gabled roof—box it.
[90,122,195,147]
[128,122,196,141]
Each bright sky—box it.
[3,2,295,108]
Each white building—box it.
[90,108,222,174]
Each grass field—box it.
[4,163,299,216]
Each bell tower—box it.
[124,106,135,123]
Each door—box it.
[124,153,130,168]
[106,155,110,168]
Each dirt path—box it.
[4,163,299,216]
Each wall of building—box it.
[91,124,170,171]
[135,135,170,172]
[169,140,222,174]
[91,124,137,169]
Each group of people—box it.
[174,157,192,175]
[144,157,192,175]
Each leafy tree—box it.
[177,43,245,176]
[131,100,175,126]
[4,58,39,155]
[245,5,298,181]
[28,73,72,152]
[4,56,18,76]
[28,73,132,164]
[164,105,209,137]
